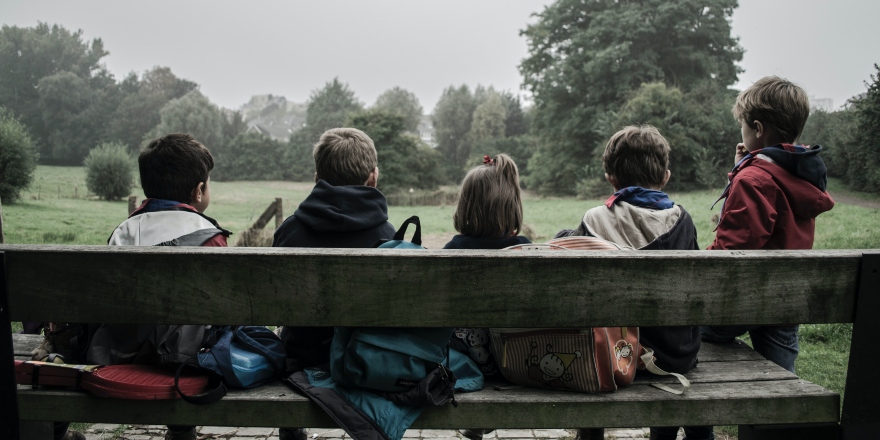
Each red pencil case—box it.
[15,360,210,400]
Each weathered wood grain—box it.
[1,246,860,326]
[16,379,838,428]
[12,334,41,358]
[695,340,766,362]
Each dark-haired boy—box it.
[560,125,709,440]
[702,76,835,374]
[86,134,229,440]
[274,128,395,440]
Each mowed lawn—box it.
[4,166,880,421]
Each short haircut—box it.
[603,125,670,189]
[139,133,214,204]
[313,128,378,186]
[733,76,810,143]
[454,154,523,238]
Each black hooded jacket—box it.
[273,180,396,248]
[273,180,395,372]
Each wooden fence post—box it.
[128,196,137,215]
[274,198,283,229]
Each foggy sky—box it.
[2,0,878,112]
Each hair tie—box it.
[483,155,495,166]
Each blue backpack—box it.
[176,326,287,404]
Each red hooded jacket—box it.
[709,145,835,250]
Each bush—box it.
[0,107,39,202]
[84,142,134,200]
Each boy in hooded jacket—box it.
[702,76,835,374]
[559,125,709,440]
[273,128,395,440]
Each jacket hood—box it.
[294,180,390,233]
[581,203,696,250]
[757,144,828,191]
[747,159,835,220]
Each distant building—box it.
[809,96,834,113]
[417,115,436,148]
[238,94,307,141]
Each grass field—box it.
[4,166,878,437]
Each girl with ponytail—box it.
[444,153,530,247]
[443,154,530,440]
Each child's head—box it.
[733,76,810,150]
[454,154,522,238]
[313,128,379,187]
[139,133,214,212]
[602,125,671,190]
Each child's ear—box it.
[190,182,205,204]
[660,170,671,189]
[754,120,765,139]
[604,173,620,191]
[364,167,379,188]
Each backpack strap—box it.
[174,361,227,405]
[393,216,422,245]
[639,348,690,395]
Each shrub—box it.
[84,142,134,200]
[0,107,39,202]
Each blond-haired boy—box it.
[273,128,395,440]
[703,76,835,374]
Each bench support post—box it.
[738,423,840,440]
[841,253,880,439]
[0,251,22,439]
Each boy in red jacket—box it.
[702,76,835,373]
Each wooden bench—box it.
[2,245,878,439]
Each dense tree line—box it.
[801,65,880,193]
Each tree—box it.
[520,0,744,194]
[800,108,857,179]
[84,142,133,200]
[469,90,507,142]
[0,107,39,202]
[432,85,477,180]
[373,87,424,133]
[607,82,735,191]
[349,110,442,193]
[145,89,226,157]
[283,79,364,181]
[104,67,198,153]
[217,132,287,181]
[501,92,530,137]
[846,65,880,191]
[0,23,115,163]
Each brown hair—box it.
[732,76,810,143]
[603,125,670,189]
[139,133,214,204]
[453,154,523,238]
[313,128,378,186]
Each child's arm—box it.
[709,174,777,250]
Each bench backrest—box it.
[0,245,864,326]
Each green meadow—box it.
[5,166,879,433]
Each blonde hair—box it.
[313,128,378,186]
[732,76,810,143]
[454,154,523,238]
[603,125,670,189]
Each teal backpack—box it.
[377,216,425,249]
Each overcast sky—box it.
[2,0,878,112]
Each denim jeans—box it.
[701,325,799,373]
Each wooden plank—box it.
[696,340,766,362]
[841,252,880,439]
[633,359,795,384]
[16,380,838,428]
[0,246,860,327]
[251,200,280,231]
[274,197,283,229]
[1,252,22,439]
[12,333,42,358]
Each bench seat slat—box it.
[17,379,839,429]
